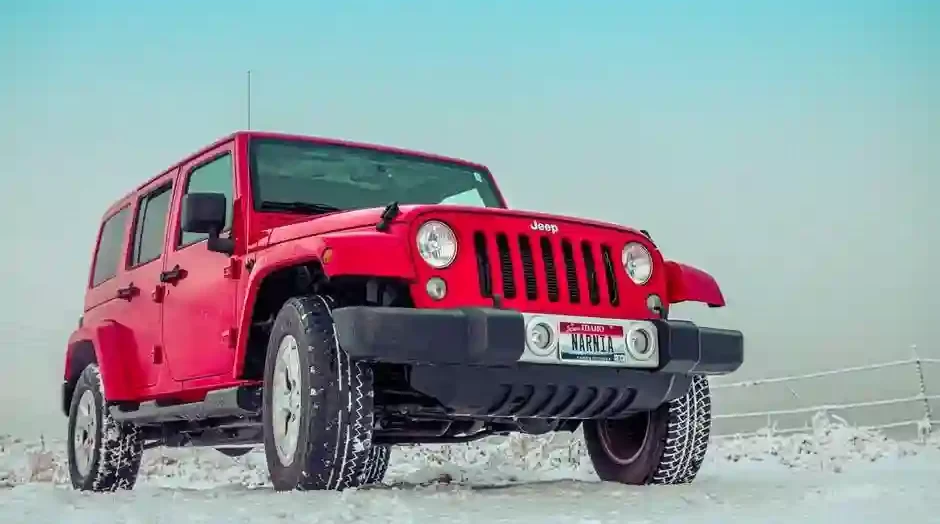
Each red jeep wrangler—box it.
[63,131,743,492]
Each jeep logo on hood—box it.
[530,220,559,234]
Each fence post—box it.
[912,344,932,442]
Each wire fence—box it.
[710,346,939,440]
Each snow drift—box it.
[2,413,938,524]
[2,412,936,489]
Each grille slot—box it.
[601,244,620,306]
[495,233,517,299]
[581,241,601,305]
[561,240,580,304]
[474,232,493,297]
[540,237,560,302]
[518,235,538,300]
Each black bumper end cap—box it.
[331,306,525,366]
[654,319,744,375]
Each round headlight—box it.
[416,220,458,269]
[622,242,653,285]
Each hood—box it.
[261,205,425,246]
[261,203,648,246]
[409,204,648,238]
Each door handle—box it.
[160,264,186,284]
[116,283,139,300]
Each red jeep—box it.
[63,131,743,492]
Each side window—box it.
[179,153,234,247]
[129,184,173,267]
[91,207,130,287]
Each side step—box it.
[109,386,262,425]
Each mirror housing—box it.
[181,192,234,255]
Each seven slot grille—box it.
[473,231,621,306]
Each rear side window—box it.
[129,184,173,267]
[179,153,234,247]
[91,207,130,287]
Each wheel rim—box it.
[72,390,97,477]
[272,334,303,467]
[597,411,651,465]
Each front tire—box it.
[67,364,143,491]
[584,375,712,485]
[262,295,376,491]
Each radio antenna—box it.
[246,70,252,130]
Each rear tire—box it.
[363,445,391,485]
[66,364,143,492]
[216,447,253,458]
[262,295,376,491]
[584,375,712,485]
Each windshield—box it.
[248,138,504,213]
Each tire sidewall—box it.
[584,403,670,484]
[263,299,313,488]
[584,376,712,485]
[67,366,105,490]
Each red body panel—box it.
[66,323,138,400]
[65,131,727,406]
[663,261,726,308]
[160,143,241,382]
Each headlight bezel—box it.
[415,220,459,269]
[622,241,653,285]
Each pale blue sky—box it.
[1,1,935,436]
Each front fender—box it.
[250,229,417,282]
[664,261,726,308]
[235,230,417,377]
[320,230,417,279]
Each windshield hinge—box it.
[224,258,241,279]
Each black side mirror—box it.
[181,192,234,255]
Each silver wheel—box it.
[72,390,97,477]
[272,334,303,466]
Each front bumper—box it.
[332,306,743,374]
[331,306,743,418]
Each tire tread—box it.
[68,364,143,492]
[265,295,376,491]
[650,375,712,485]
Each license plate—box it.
[558,321,628,363]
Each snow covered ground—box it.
[2,413,937,524]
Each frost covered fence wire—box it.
[711,346,938,441]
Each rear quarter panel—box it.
[65,321,141,402]
[65,201,144,403]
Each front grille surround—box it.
[474,230,626,307]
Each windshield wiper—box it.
[376,201,400,232]
[259,201,343,214]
